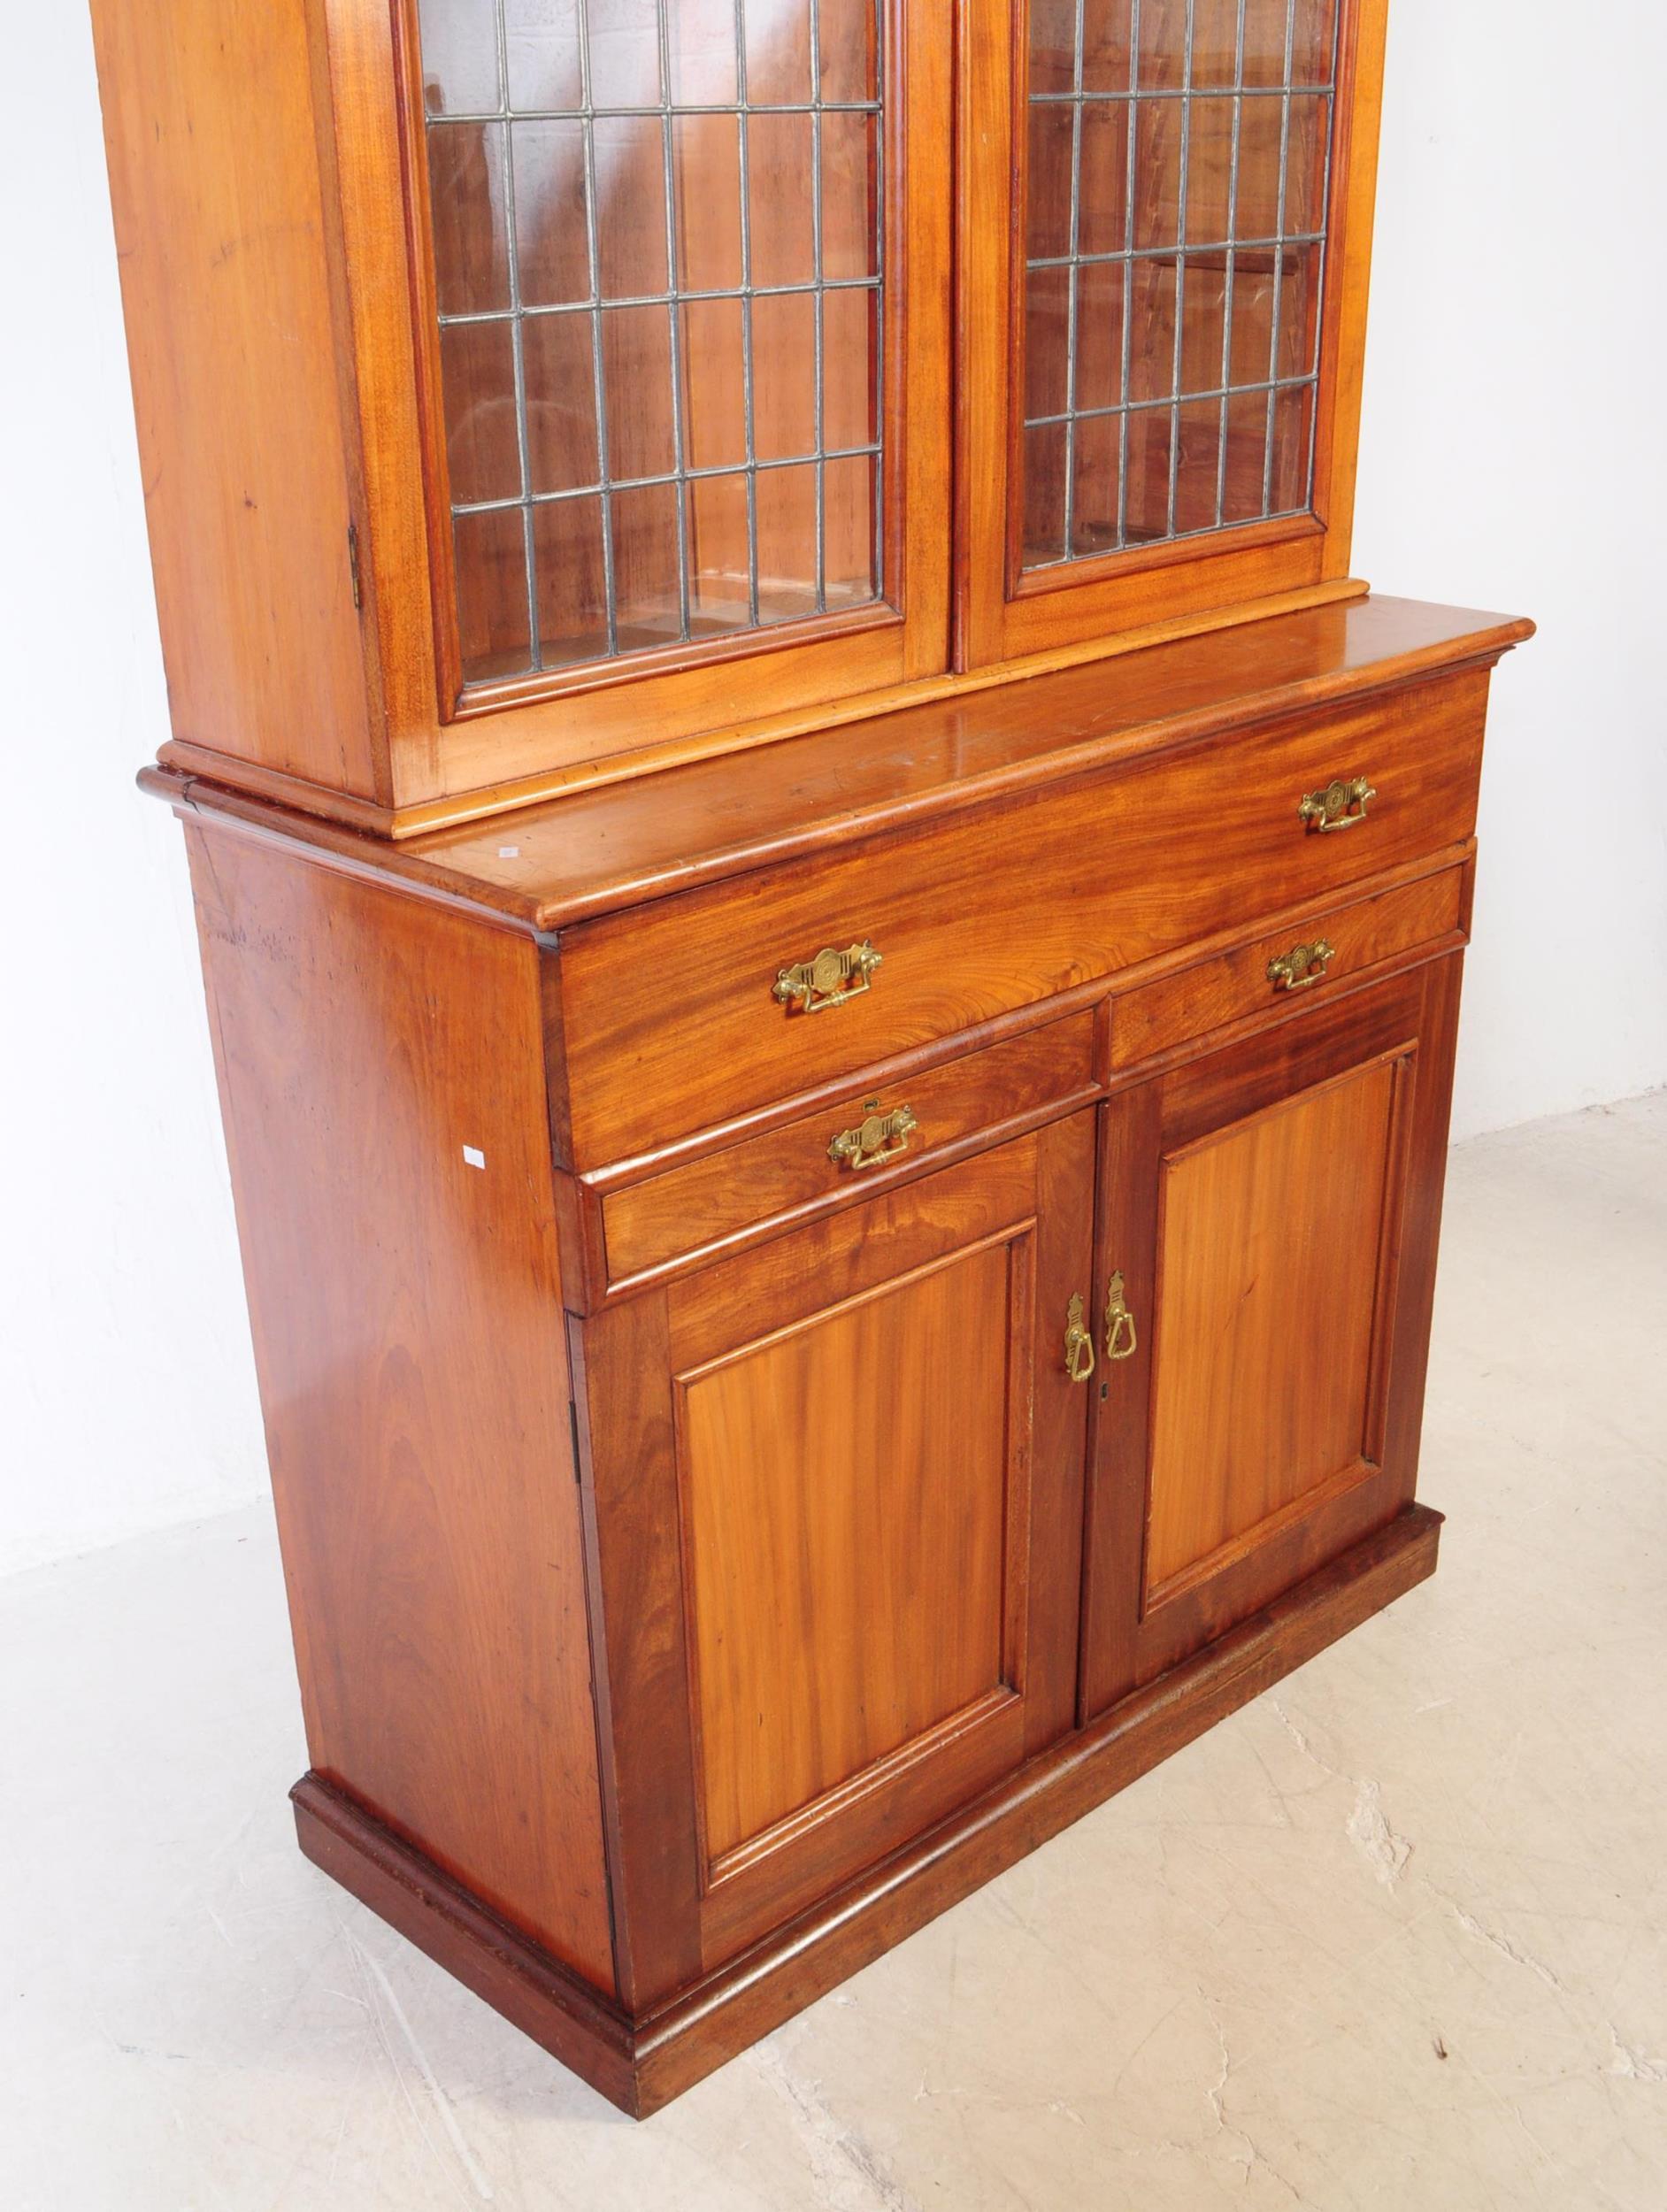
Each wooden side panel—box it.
[1145,1057,1397,1595]
[185,825,613,1990]
[89,0,378,797]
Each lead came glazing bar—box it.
[1165,0,1199,541]
[491,0,541,668]
[422,0,886,680]
[1061,0,1088,564]
[1116,0,1144,553]
[734,0,760,632]
[1215,0,1248,530]
[810,0,826,616]
[1026,369,1316,430]
[438,276,882,328]
[573,0,619,656]
[449,443,884,517]
[1023,227,1326,273]
[1263,0,1301,518]
[655,0,692,646]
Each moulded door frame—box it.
[953,0,1390,671]
[1079,952,1463,1719]
[309,0,956,812]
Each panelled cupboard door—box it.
[354,0,956,803]
[956,0,1389,667]
[574,1116,1095,1999]
[1079,956,1462,1719]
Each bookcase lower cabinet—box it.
[178,604,1525,2119]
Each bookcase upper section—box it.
[92,0,1387,835]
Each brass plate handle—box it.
[1298,775,1376,833]
[1104,1271,1138,1361]
[774,939,882,1014]
[827,1100,918,1173]
[1065,1294,1096,1383]
[1267,938,1336,994]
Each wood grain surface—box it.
[187,827,613,1989]
[556,666,1488,1164]
[89,0,377,797]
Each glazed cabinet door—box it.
[573,1114,1095,1998]
[957,0,1387,666]
[1079,956,1461,1717]
[366,0,954,799]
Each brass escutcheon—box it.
[827,1099,918,1172]
[1267,938,1337,993]
[1298,775,1377,833]
[774,939,882,1014]
[1065,1294,1096,1384]
[1104,1271,1138,1361]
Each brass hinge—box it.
[347,521,363,611]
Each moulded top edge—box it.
[146,595,1532,935]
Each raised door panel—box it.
[679,1231,1023,1881]
[577,1116,1095,1999]
[1080,956,1462,1718]
[1144,1054,1394,1600]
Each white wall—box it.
[1354,0,1667,1137]
[2,2,1663,1573]
[0,4,267,1573]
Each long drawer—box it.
[557,666,1489,1167]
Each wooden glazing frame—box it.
[954,0,1389,669]
[326,0,955,809]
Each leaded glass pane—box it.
[418,0,886,686]
[1021,0,1339,571]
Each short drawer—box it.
[558,665,1488,1166]
[1110,864,1469,1071]
[600,1011,1098,1286]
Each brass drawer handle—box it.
[1267,938,1336,994]
[1104,1271,1138,1361]
[774,939,882,1014]
[1298,776,1377,833]
[828,1100,918,1173]
[1065,1294,1096,1383]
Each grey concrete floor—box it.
[4,1091,1664,2210]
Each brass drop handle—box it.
[1104,1271,1138,1361]
[828,1100,918,1173]
[1267,938,1336,994]
[1298,776,1376,833]
[774,939,882,1014]
[1064,1294,1096,1383]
